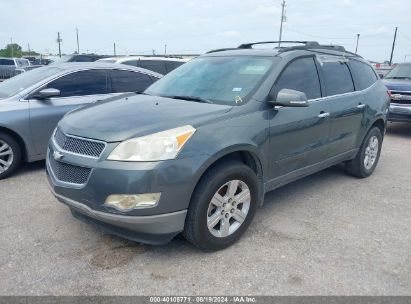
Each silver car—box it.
[0,62,162,179]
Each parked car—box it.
[46,41,389,250]
[0,57,31,81]
[51,54,108,64]
[382,62,411,122]
[98,56,189,75]
[0,62,162,179]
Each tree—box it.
[0,44,23,57]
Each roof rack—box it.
[237,41,320,49]
[206,41,361,57]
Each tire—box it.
[0,132,22,180]
[345,127,383,178]
[183,160,259,251]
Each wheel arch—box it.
[189,145,266,208]
[0,126,27,161]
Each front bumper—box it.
[46,137,209,244]
[388,103,411,122]
[49,185,187,244]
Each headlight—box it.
[104,193,161,211]
[107,125,196,161]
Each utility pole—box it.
[76,27,80,54]
[389,27,398,66]
[10,37,14,57]
[278,0,286,48]
[113,43,116,56]
[57,32,62,58]
[165,44,167,55]
[355,34,360,54]
[152,49,155,55]
[27,43,31,54]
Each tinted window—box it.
[0,59,14,66]
[138,60,167,74]
[165,61,184,73]
[274,57,321,99]
[384,64,411,80]
[121,60,139,67]
[71,56,95,62]
[348,60,378,90]
[322,61,354,96]
[110,70,153,93]
[47,69,107,97]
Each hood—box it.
[60,94,233,142]
[382,79,411,92]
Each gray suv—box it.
[47,42,389,250]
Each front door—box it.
[267,56,332,182]
[28,69,111,155]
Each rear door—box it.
[268,56,332,179]
[28,69,111,155]
[317,55,365,157]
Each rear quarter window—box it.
[348,60,378,90]
[321,61,354,96]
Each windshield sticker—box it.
[235,96,243,104]
[232,88,242,92]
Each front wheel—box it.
[345,127,383,178]
[184,160,259,251]
[0,133,22,180]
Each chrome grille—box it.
[54,128,106,158]
[48,151,91,185]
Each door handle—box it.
[318,112,330,118]
[357,104,366,109]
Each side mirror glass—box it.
[268,88,309,107]
[33,88,61,99]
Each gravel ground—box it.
[0,122,410,296]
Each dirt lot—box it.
[0,123,410,295]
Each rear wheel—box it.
[184,160,258,251]
[0,133,22,180]
[345,127,383,178]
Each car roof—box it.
[204,41,362,60]
[50,62,163,78]
[100,56,189,63]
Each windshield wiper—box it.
[385,76,411,80]
[167,95,214,104]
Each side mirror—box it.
[268,89,309,107]
[33,88,61,99]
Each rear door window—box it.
[0,59,15,65]
[46,69,108,97]
[109,69,153,93]
[138,60,167,75]
[348,60,378,90]
[165,61,184,73]
[274,57,322,100]
[320,60,355,96]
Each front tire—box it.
[0,133,22,180]
[184,160,259,251]
[345,127,383,178]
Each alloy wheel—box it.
[0,139,14,174]
[364,135,379,170]
[207,179,251,238]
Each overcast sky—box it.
[1,0,411,62]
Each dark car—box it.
[47,41,389,251]
[382,63,411,122]
[0,63,161,179]
[51,54,108,64]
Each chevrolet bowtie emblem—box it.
[53,151,64,161]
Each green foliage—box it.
[0,44,23,57]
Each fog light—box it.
[104,193,161,211]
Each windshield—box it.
[385,64,411,80]
[146,56,277,105]
[0,67,62,98]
